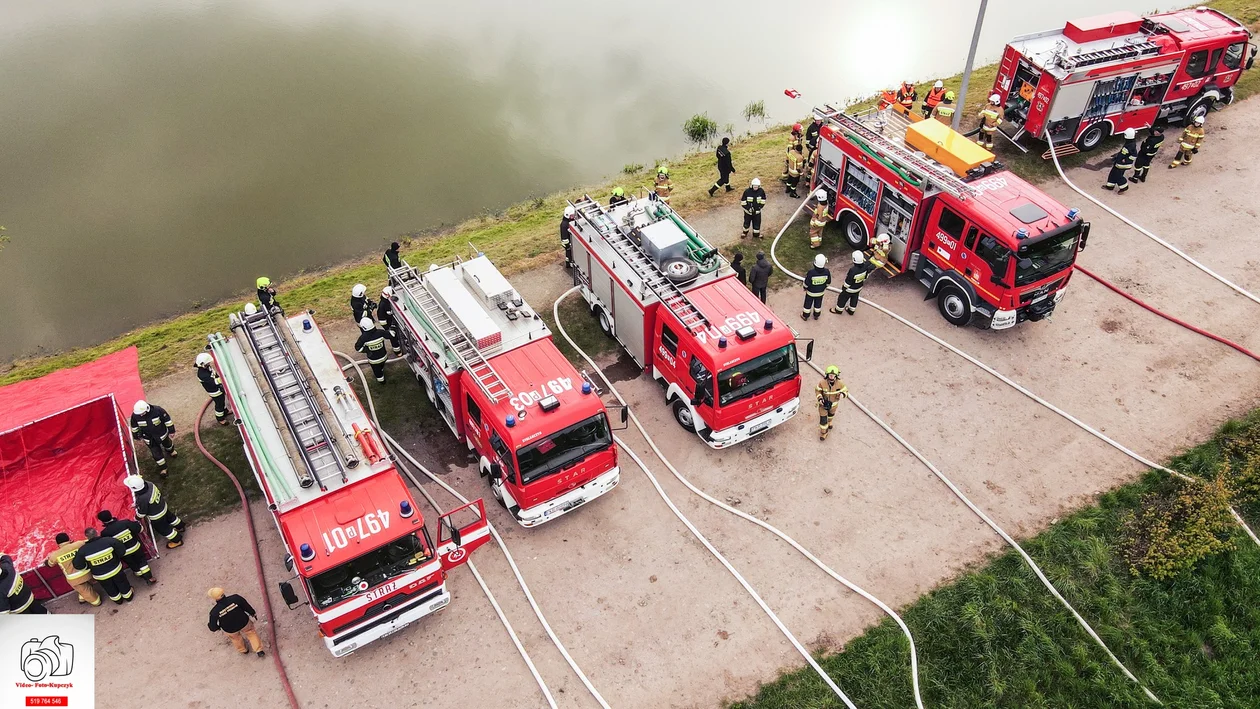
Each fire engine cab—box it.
[811,104,1088,329]
[208,308,489,657]
[388,254,621,527]
[566,195,807,447]
[993,7,1255,152]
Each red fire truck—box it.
[992,7,1255,152]
[566,195,810,447]
[208,308,489,657]
[388,254,622,527]
[811,104,1088,329]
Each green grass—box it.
[731,411,1260,709]
[134,421,261,525]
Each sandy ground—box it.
[73,100,1260,708]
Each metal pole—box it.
[952,0,989,131]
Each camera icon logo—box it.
[21,635,74,682]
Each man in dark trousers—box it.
[1,553,48,614]
[350,284,375,324]
[125,475,185,549]
[831,251,875,315]
[195,353,231,426]
[740,178,767,239]
[1103,127,1137,193]
[356,317,390,384]
[730,252,747,286]
[383,241,402,271]
[130,399,176,477]
[96,510,155,584]
[802,254,831,320]
[256,277,280,313]
[1131,125,1164,184]
[560,205,576,268]
[207,587,265,657]
[377,286,401,351]
[708,137,736,196]
[748,251,772,304]
[72,528,133,604]
[804,116,823,171]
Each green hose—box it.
[652,203,722,272]
[850,135,923,187]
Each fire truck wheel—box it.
[661,257,700,285]
[1074,123,1110,152]
[936,284,973,327]
[595,307,613,337]
[1186,93,1218,124]
[839,213,868,249]
[671,399,697,433]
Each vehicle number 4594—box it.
[323,510,392,554]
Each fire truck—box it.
[811,104,1088,329]
[565,195,809,447]
[992,7,1255,152]
[387,254,621,527]
[208,308,489,657]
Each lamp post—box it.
[952,0,990,132]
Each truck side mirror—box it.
[804,340,814,361]
[279,581,300,608]
[1077,222,1091,252]
[489,462,503,481]
[284,554,294,572]
[620,406,629,425]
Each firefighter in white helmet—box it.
[977,94,1002,150]
[802,254,831,321]
[808,189,830,249]
[124,475,185,549]
[1170,115,1206,168]
[1104,128,1139,193]
[560,205,576,268]
[896,80,917,113]
[355,317,390,384]
[869,233,892,272]
[130,400,177,477]
[376,285,401,351]
[195,352,230,425]
[350,283,375,324]
[922,80,947,119]
[741,178,767,238]
[831,251,875,316]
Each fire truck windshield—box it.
[308,532,430,610]
[1015,224,1080,286]
[718,344,798,407]
[516,413,612,485]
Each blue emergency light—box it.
[1016,228,1029,240]
[718,337,728,348]
[399,500,414,518]
[582,382,592,395]
[1067,208,1080,220]
[299,543,315,561]
[764,319,773,331]
[506,415,517,428]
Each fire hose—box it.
[194,400,302,709]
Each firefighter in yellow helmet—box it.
[1169,115,1206,168]
[815,365,848,441]
[977,94,1002,150]
[933,91,956,123]
[808,189,830,249]
[653,166,673,204]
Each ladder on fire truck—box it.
[239,309,348,490]
[389,262,512,403]
[816,105,981,202]
[570,196,712,336]
[1057,40,1161,71]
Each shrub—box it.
[743,100,767,126]
[682,113,719,148]
[1121,475,1236,580]
[621,163,644,174]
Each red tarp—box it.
[0,348,146,599]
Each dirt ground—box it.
[70,100,1259,709]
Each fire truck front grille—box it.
[1020,279,1063,304]
[329,580,442,642]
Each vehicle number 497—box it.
[323,510,392,554]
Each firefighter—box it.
[356,317,389,384]
[977,94,1002,150]
[740,178,767,238]
[609,186,628,207]
[125,475,186,549]
[131,399,176,477]
[787,123,804,154]
[383,241,402,271]
[1,553,48,614]
[196,353,230,426]
[808,189,830,249]
[45,532,100,606]
[709,137,736,196]
[802,254,830,321]
[922,81,947,119]
[1103,128,1138,193]
[72,528,133,604]
[804,116,823,171]
[653,166,673,204]
[96,510,155,584]
[896,80,917,113]
[1132,125,1165,183]
[207,588,265,657]
[1169,115,1206,168]
[256,277,280,313]
[783,144,804,199]
[350,283,375,324]
[377,286,401,350]
[560,205,576,268]
[815,365,848,441]
[831,251,875,315]
[933,91,956,123]
[749,251,772,304]
[868,233,892,271]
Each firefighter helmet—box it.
[133,400,150,416]
[852,251,865,264]
[352,284,366,298]
[359,317,375,331]
[934,80,944,89]
[1123,128,1136,139]
[657,165,669,175]
[989,94,1001,105]
[875,233,891,247]
[564,205,575,218]
[825,365,840,376]
[195,353,212,368]
[814,188,828,202]
[612,186,624,197]
[243,302,257,315]
[792,122,802,133]
[1194,115,1206,125]
[751,177,761,187]
[945,91,956,101]
[381,286,394,298]
[123,475,146,492]
[903,79,913,86]
[814,254,826,268]
[256,276,271,288]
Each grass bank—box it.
[731,410,1260,709]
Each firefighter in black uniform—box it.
[708,137,736,196]
[802,254,831,320]
[608,187,628,207]
[96,510,156,584]
[560,205,576,268]
[804,116,823,171]
[383,241,402,271]
[350,283,375,324]
[72,528,133,604]
[1103,128,1138,194]
[831,251,876,315]
[207,588,265,656]
[740,178,767,238]
[125,475,185,549]
[131,399,176,477]
[195,353,230,425]
[377,286,401,351]
[356,317,390,384]
[1131,125,1164,184]
[256,277,280,313]
[1,553,48,614]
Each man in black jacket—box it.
[256,277,280,313]
[356,317,390,384]
[97,510,155,584]
[802,254,831,320]
[377,286,401,351]
[748,251,772,304]
[72,528,133,604]
[350,284,375,324]
[708,138,736,196]
[125,475,185,549]
[804,116,823,171]
[740,178,767,239]
[730,252,747,286]
[207,587,265,657]
[130,399,176,477]
[195,353,231,425]
[560,205,576,268]
[1131,125,1164,184]
[1,554,47,614]
[383,241,402,271]
[831,251,876,315]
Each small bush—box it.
[683,113,719,147]
[743,100,767,125]
[1121,475,1236,580]
[621,163,644,174]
